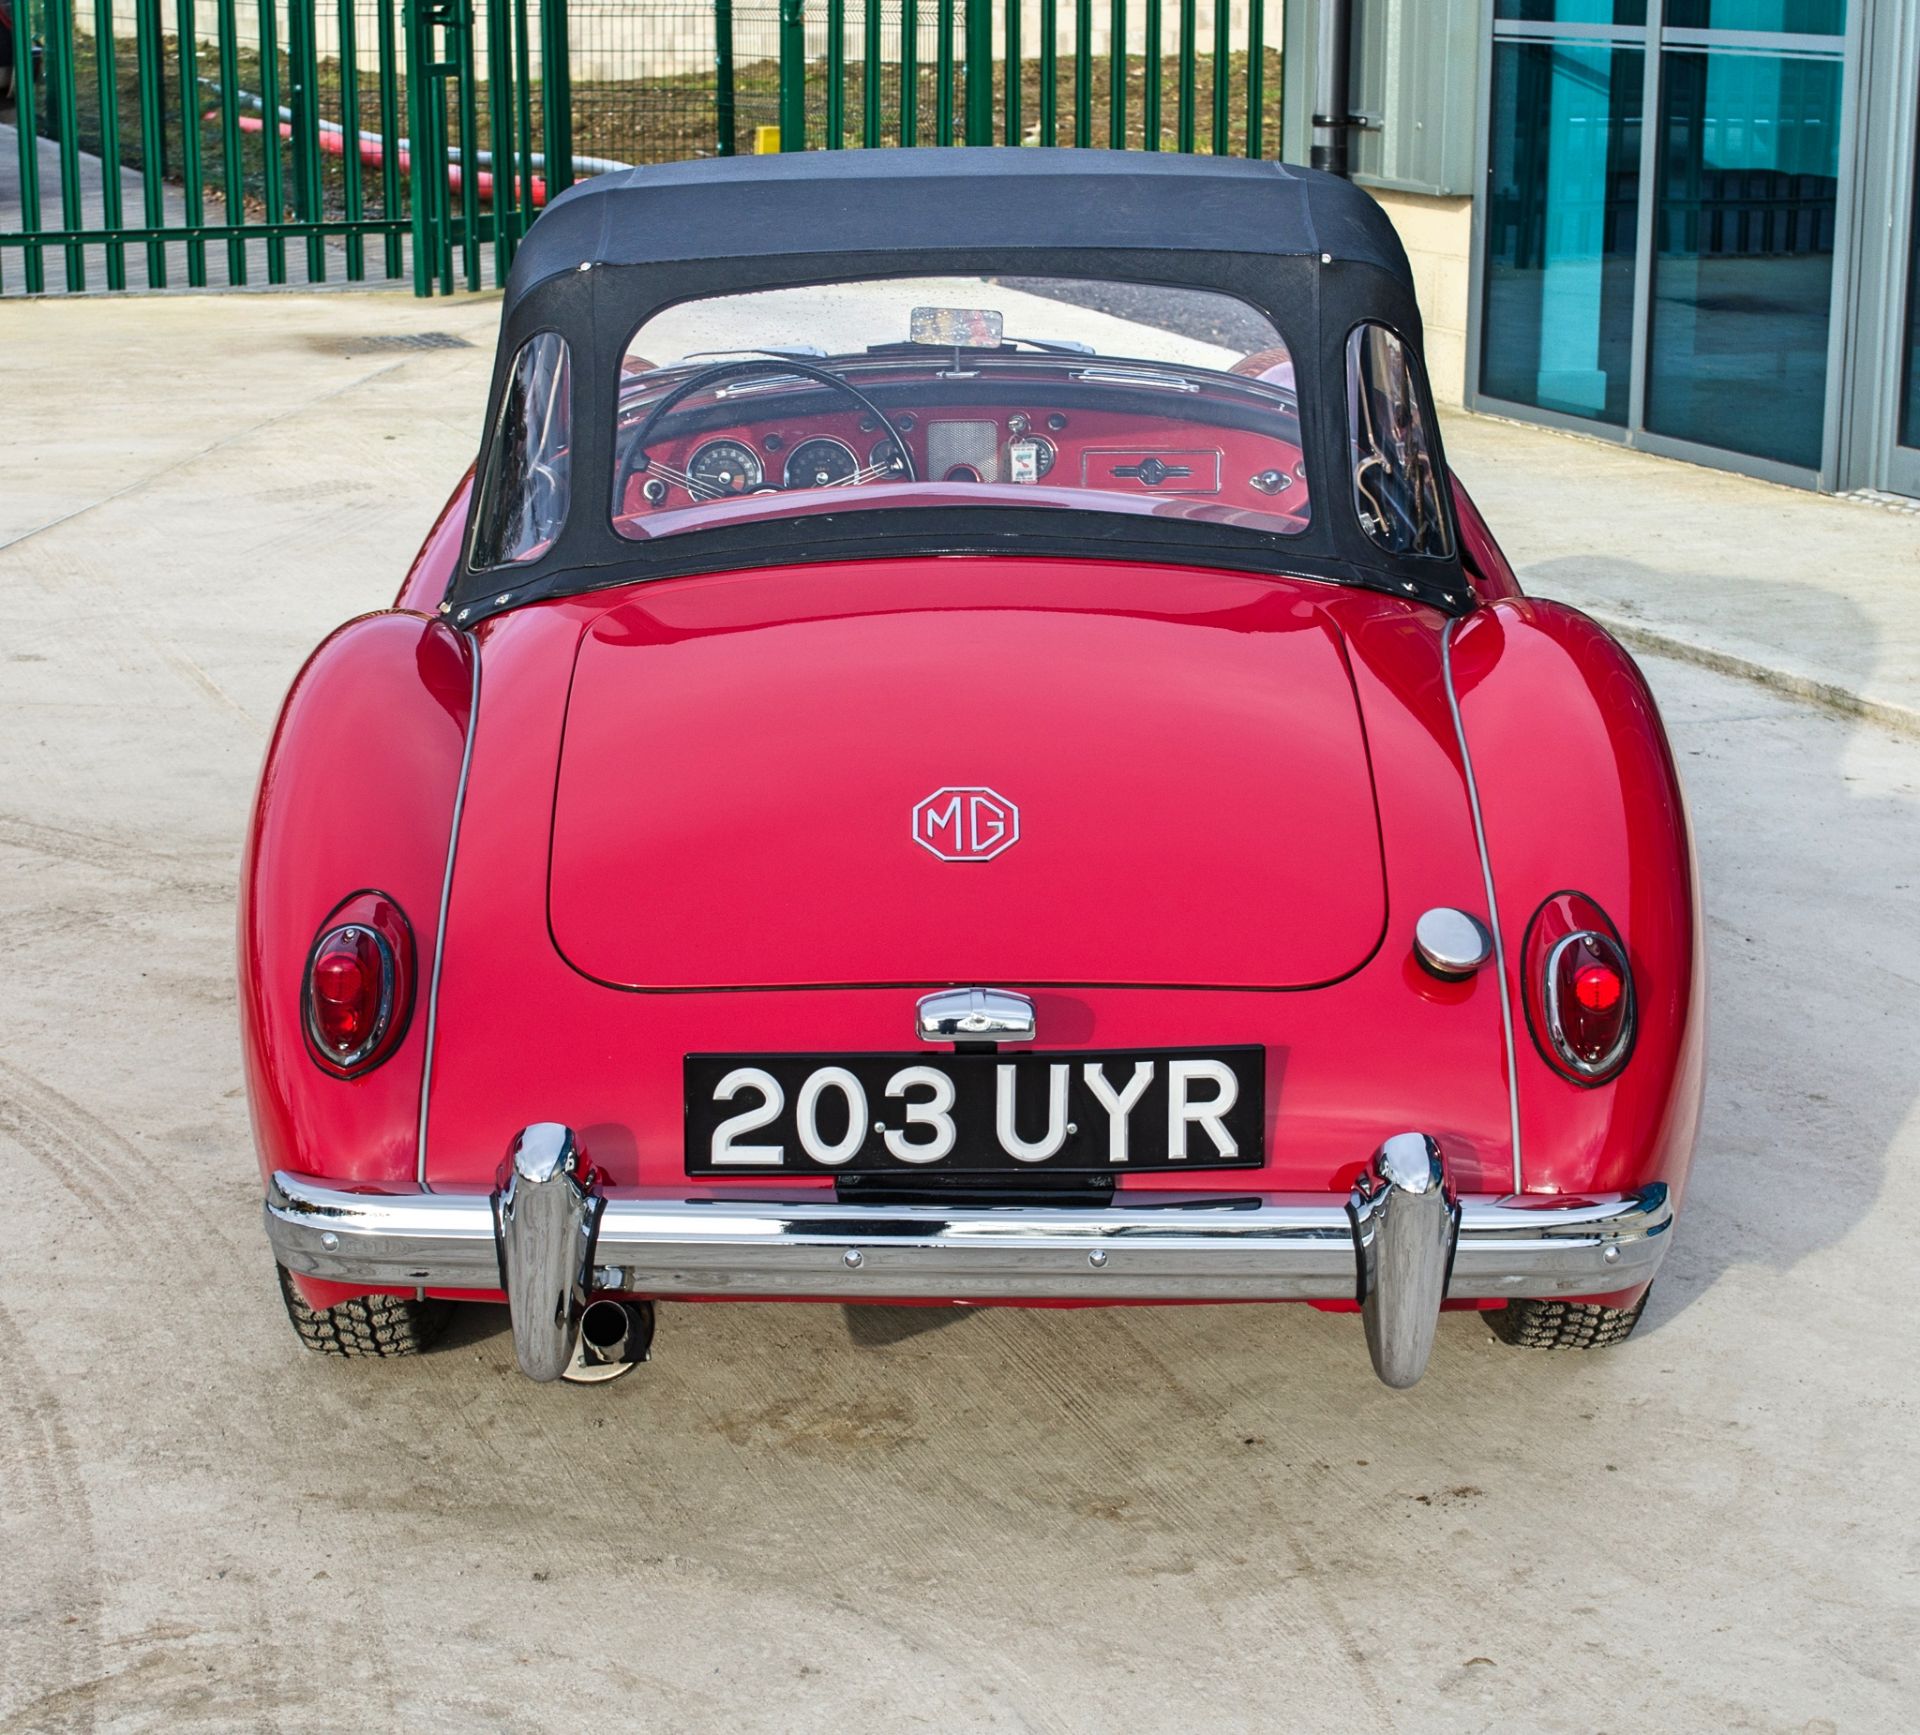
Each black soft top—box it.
[453,149,1464,622]
[504,149,1417,298]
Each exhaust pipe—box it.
[564,1298,656,1384]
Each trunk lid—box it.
[547,561,1385,990]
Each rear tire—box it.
[276,1264,452,1358]
[1487,1289,1650,1350]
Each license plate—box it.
[684,1046,1264,1176]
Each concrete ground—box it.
[2,291,1917,1732]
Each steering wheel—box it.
[618,356,918,506]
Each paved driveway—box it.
[1,293,1915,1731]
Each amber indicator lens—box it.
[308,926,387,1060]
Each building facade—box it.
[1285,0,1920,501]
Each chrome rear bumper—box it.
[265,1127,1672,1388]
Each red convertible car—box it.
[245,151,1703,1389]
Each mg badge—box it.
[912,787,1020,862]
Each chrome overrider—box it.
[492,1123,603,1381]
[268,1127,1672,1389]
[1348,1133,1460,1388]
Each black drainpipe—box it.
[1310,0,1356,179]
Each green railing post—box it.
[8,0,44,291]
[962,0,990,144]
[539,0,573,196]
[1209,0,1227,153]
[340,0,368,281]
[376,0,403,277]
[452,0,481,290]
[403,0,436,292]
[512,0,536,238]
[259,0,289,282]
[1107,0,1125,149]
[935,0,954,145]
[861,0,879,147]
[1073,0,1090,147]
[92,0,127,289]
[216,0,247,283]
[1039,0,1055,146]
[47,0,87,288]
[900,0,917,145]
[777,0,804,149]
[1245,0,1264,157]
[486,0,516,283]
[176,0,207,284]
[289,0,326,280]
[1176,0,1194,152]
[1143,0,1159,149]
[1000,0,1016,142]
[715,0,737,154]
[825,0,843,147]
[133,0,169,284]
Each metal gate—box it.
[1,0,569,293]
[2,0,1284,296]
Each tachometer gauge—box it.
[687,439,763,496]
[784,437,859,489]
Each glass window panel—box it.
[1662,1,1845,34]
[1348,324,1453,558]
[1644,47,1842,470]
[471,332,573,570]
[1902,103,1920,451]
[1495,1,1647,23]
[1480,40,1644,425]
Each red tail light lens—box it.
[308,927,389,1062]
[1522,893,1636,1085]
[302,893,415,1076]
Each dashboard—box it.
[611,359,1311,535]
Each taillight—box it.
[1521,893,1635,1084]
[303,893,415,1076]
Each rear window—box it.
[605,275,1310,544]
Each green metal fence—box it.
[2,0,1284,294]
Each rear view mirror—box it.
[911,306,1005,348]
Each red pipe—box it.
[227,113,548,207]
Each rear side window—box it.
[1347,323,1452,558]
[471,332,572,570]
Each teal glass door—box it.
[1644,27,1846,469]
[1901,96,1920,459]
[1482,34,1645,424]
[1476,1,1853,482]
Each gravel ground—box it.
[1,292,1917,1732]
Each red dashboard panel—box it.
[614,403,1308,528]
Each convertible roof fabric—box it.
[451,150,1463,622]
[503,149,1414,304]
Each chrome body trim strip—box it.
[414,637,482,1192]
[266,1170,1669,1304]
[1443,617,1525,1192]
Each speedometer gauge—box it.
[784,437,859,489]
[688,439,763,496]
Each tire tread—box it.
[276,1265,451,1358]
[1487,1290,1649,1351]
